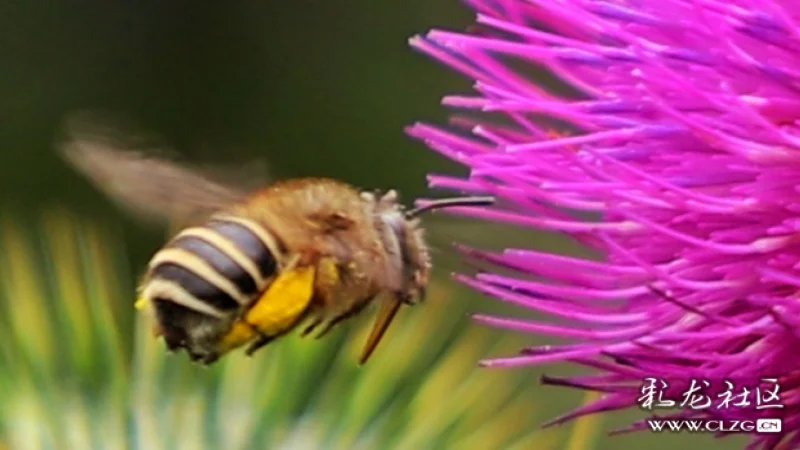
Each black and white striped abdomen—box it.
[142,215,284,319]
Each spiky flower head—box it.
[0,211,599,450]
[408,0,800,448]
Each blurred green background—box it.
[0,2,742,449]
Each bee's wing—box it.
[58,113,268,229]
[195,158,271,195]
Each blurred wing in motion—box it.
[195,158,271,195]
[58,112,269,228]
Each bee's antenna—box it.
[406,196,495,219]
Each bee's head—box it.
[367,190,494,302]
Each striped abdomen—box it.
[141,215,284,351]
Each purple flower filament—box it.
[408,1,800,448]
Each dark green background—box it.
[1,2,742,449]
[1,2,471,211]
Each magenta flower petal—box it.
[409,0,800,447]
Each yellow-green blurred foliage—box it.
[0,211,605,450]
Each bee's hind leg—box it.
[239,263,317,356]
[244,334,276,356]
[246,315,311,356]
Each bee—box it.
[58,115,493,365]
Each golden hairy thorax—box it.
[230,178,391,311]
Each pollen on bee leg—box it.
[218,319,259,353]
[244,265,316,336]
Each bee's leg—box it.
[245,334,276,356]
[305,257,340,338]
[313,300,371,339]
[241,264,315,347]
[301,316,324,337]
[247,308,313,356]
[312,319,339,339]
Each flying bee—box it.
[58,115,494,365]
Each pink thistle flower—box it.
[407,0,800,448]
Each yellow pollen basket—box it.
[218,320,258,352]
[218,266,316,353]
